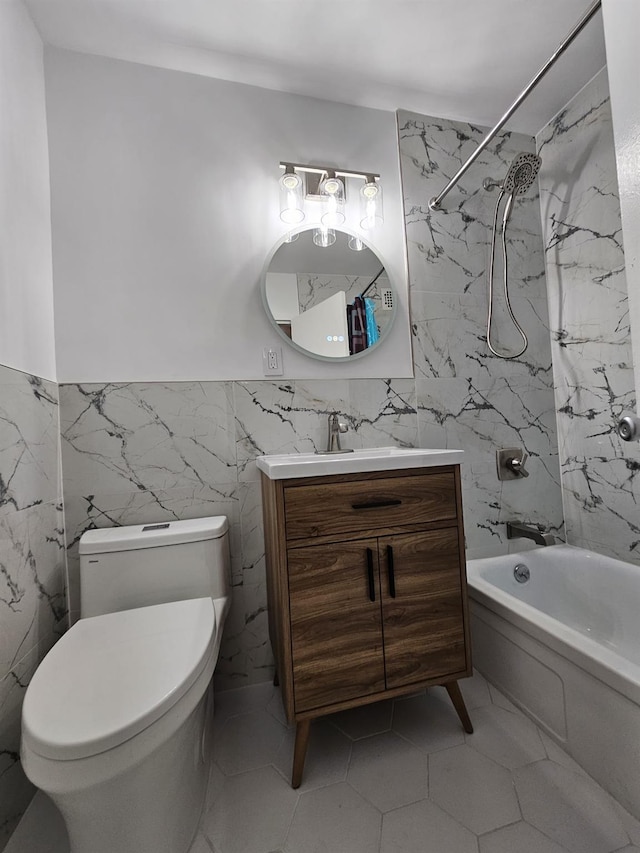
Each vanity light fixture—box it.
[278,162,382,230]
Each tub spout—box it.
[506,521,555,546]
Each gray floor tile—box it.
[202,765,298,853]
[430,744,521,834]
[284,782,381,853]
[479,821,570,853]
[392,690,466,753]
[331,699,394,740]
[458,669,493,710]
[381,800,478,853]
[467,703,546,769]
[513,760,630,853]
[347,731,428,812]
[214,707,287,775]
[274,718,351,791]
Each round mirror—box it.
[262,228,395,361]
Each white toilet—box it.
[21,516,231,853]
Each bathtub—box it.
[467,544,640,820]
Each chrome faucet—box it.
[506,521,555,547]
[326,413,351,453]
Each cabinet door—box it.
[288,539,385,713]
[380,528,467,690]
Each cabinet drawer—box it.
[284,471,457,541]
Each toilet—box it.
[20,516,231,853]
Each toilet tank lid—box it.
[79,515,228,555]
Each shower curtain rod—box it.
[428,0,602,211]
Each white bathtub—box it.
[467,544,640,820]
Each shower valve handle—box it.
[507,454,529,478]
[617,414,640,442]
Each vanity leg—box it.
[445,681,473,734]
[292,719,311,789]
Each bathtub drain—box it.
[513,563,530,583]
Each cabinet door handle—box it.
[366,548,376,602]
[387,545,396,598]
[352,499,402,510]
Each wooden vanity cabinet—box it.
[260,464,473,787]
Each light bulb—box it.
[360,177,383,230]
[279,167,305,224]
[320,171,346,227]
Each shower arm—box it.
[428,0,602,212]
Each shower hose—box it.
[486,188,528,359]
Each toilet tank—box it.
[79,516,231,618]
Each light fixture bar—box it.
[279,162,380,181]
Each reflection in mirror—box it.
[263,228,395,361]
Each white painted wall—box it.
[44,49,412,382]
[0,1,56,381]
[602,0,640,409]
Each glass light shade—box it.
[360,179,384,230]
[312,226,336,248]
[348,235,365,251]
[279,169,305,224]
[283,231,299,243]
[319,172,346,227]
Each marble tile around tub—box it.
[60,382,236,496]
[411,290,553,386]
[554,363,636,462]
[546,270,631,354]
[561,455,640,565]
[498,453,564,541]
[399,115,496,295]
[459,456,505,559]
[0,367,59,516]
[399,111,541,298]
[418,375,558,472]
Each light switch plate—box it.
[262,346,283,376]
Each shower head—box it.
[503,152,542,195]
[501,151,542,227]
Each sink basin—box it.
[256,446,464,479]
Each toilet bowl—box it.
[20,517,231,853]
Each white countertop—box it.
[256,447,464,479]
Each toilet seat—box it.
[22,597,216,762]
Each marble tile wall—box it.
[0,365,66,847]
[398,110,564,559]
[537,68,639,564]
[59,378,418,689]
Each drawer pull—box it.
[366,548,376,602]
[352,499,402,511]
[387,545,396,598]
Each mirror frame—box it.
[260,225,397,363]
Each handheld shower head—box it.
[503,152,541,196]
[501,151,542,226]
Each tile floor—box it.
[7,670,640,853]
